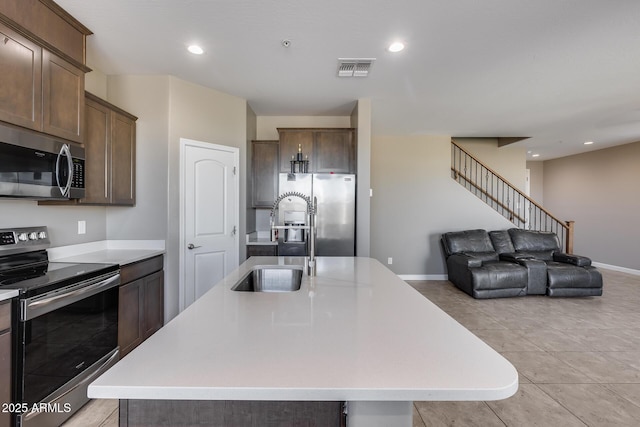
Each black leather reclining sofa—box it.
[441,228,603,299]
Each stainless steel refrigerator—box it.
[277,173,356,256]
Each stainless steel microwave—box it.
[0,123,85,200]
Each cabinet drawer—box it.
[120,255,163,284]
[247,245,278,257]
[0,301,11,332]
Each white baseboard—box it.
[592,262,640,276]
[398,274,448,281]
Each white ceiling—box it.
[56,0,640,160]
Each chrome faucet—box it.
[270,192,317,276]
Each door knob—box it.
[187,243,201,250]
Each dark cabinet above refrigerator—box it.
[277,128,356,174]
[250,128,357,209]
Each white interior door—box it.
[180,138,238,310]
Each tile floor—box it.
[61,398,117,426]
[64,268,640,427]
[410,268,640,427]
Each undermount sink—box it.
[232,265,303,292]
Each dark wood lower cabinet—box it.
[246,244,278,258]
[119,400,345,427]
[142,271,164,338]
[118,256,164,357]
[0,301,11,427]
[118,279,144,357]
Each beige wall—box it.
[103,75,247,321]
[246,106,257,234]
[455,138,528,191]
[256,116,351,140]
[351,99,372,256]
[0,201,107,246]
[527,161,544,204]
[542,141,640,270]
[106,75,170,241]
[85,65,108,99]
[371,135,515,276]
[167,77,247,319]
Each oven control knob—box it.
[29,232,39,240]
[18,232,29,241]
[38,231,47,239]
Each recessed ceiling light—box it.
[388,42,405,53]
[584,141,594,145]
[532,154,540,158]
[187,45,204,55]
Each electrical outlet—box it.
[387,257,393,265]
[78,220,86,235]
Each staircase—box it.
[451,139,574,253]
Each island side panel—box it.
[346,401,413,427]
[119,400,345,426]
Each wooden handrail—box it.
[452,140,569,232]
[451,139,574,253]
[452,167,526,224]
[565,220,574,254]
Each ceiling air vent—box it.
[337,58,375,77]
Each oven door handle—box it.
[21,273,120,321]
[19,348,120,426]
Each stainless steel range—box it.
[0,226,120,427]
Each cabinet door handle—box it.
[187,243,201,250]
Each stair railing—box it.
[451,140,574,253]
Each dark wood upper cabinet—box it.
[278,129,314,172]
[251,140,279,207]
[0,23,42,131]
[83,96,110,204]
[314,129,356,173]
[0,0,92,66]
[110,110,136,205]
[1,1,91,143]
[42,49,84,143]
[82,93,137,206]
[277,128,356,174]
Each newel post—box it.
[565,220,575,254]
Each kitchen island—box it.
[88,256,518,426]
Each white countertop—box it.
[246,232,277,246]
[0,289,19,302]
[88,256,518,402]
[48,240,165,266]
